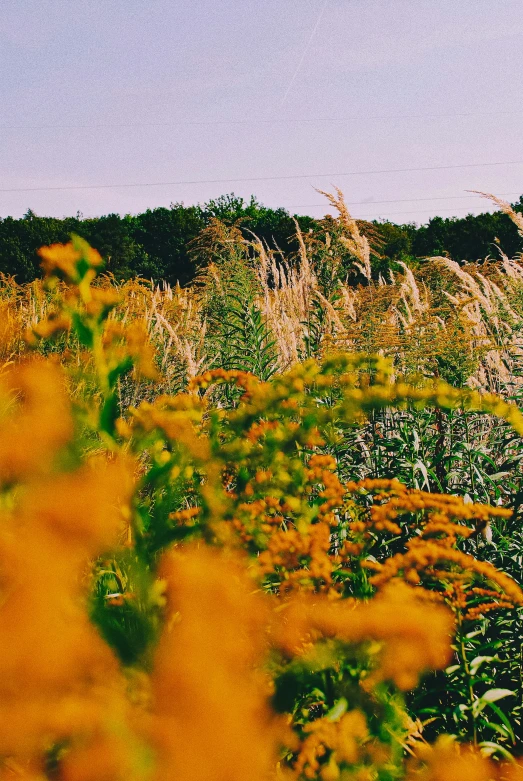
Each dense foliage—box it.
[2,191,523,780]
[1,192,522,285]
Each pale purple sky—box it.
[1,0,523,223]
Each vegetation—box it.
[2,190,523,779]
[1,192,522,286]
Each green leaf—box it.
[100,392,119,436]
[469,655,498,676]
[465,629,484,640]
[480,720,512,742]
[71,311,93,347]
[107,356,134,388]
[481,688,515,703]
[473,688,515,718]
[326,697,348,722]
[477,742,516,762]
[483,701,516,743]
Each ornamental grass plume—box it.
[316,187,372,283]
[6,207,523,396]
[472,191,523,238]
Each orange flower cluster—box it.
[38,238,102,283]
[258,522,333,592]
[356,484,522,618]
[220,453,521,624]
[168,506,200,525]
[346,479,510,541]
[102,320,160,381]
[0,361,72,484]
[293,709,369,780]
[227,454,349,594]
[407,737,523,781]
[306,455,346,527]
[189,367,260,397]
[274,583,454,691]
[147,547,281,781]
[0,362,141,776]
[128,395,209,461]
[210,442,523,626]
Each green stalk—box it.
[456,610,477,745]
[463,410,477,500]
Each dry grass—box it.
[1,191,522,395]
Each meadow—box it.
[2,189,523,780]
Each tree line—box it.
[1,193,522,285]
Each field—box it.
[2,190,523,780]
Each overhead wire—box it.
[1,159,522,193]
[289,191,522,209]
[314,205,502,220]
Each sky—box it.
[1,0,523,224]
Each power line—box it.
[1,159,523,194]
[0,109,522,131]
[289,191,522,209]
[355,205,500,220]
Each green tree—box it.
[132,204,205,285]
